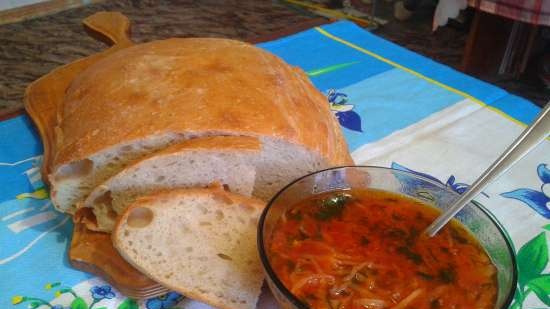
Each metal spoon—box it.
[425,102,550,237]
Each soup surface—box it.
[268,189,497,309]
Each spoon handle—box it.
[425,103,550,237]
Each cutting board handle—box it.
[83,11,132,46]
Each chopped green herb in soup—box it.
[268,189,497,309]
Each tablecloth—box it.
[1,21,547,309]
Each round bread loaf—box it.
[50,38,352,213]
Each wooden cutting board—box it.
[24,11,165,297]
[70,221,166,296]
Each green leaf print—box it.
[528,283,550,306]
[517,232,548,287]
[529,275,550,290]
[70,297,89,309]
[543,223,550,231]
[528,275,550,306]
[511,230,550,309]
[117,299,138,309]
[306,61,360,77]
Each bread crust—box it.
[53,38,352,172]
[144,135,262,157]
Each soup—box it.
[268,189,497,309]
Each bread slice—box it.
[113,188,265,309]
[49,38,352,214]
[82,136,259,232]
[84,135,340,233]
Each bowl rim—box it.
[257,165,518,309]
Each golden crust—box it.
[54,38,352,170]
[150,135,261,157]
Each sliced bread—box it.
[49,38,352,214]
[84,135,341,233]
[82,136,259,232]
[113,188,265,309]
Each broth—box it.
[268,189,497,309]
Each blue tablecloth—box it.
[1,21,547,309]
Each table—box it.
[435,0,550,28]
[469,0,550,26]
[435,0,549,77]
[1,19,547,309]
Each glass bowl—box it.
[257,166,517,309]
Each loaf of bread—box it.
[83,136,259,232]
[49,38,352,215]
[113,188,265,309]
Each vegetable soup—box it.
[268,189,497,309]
